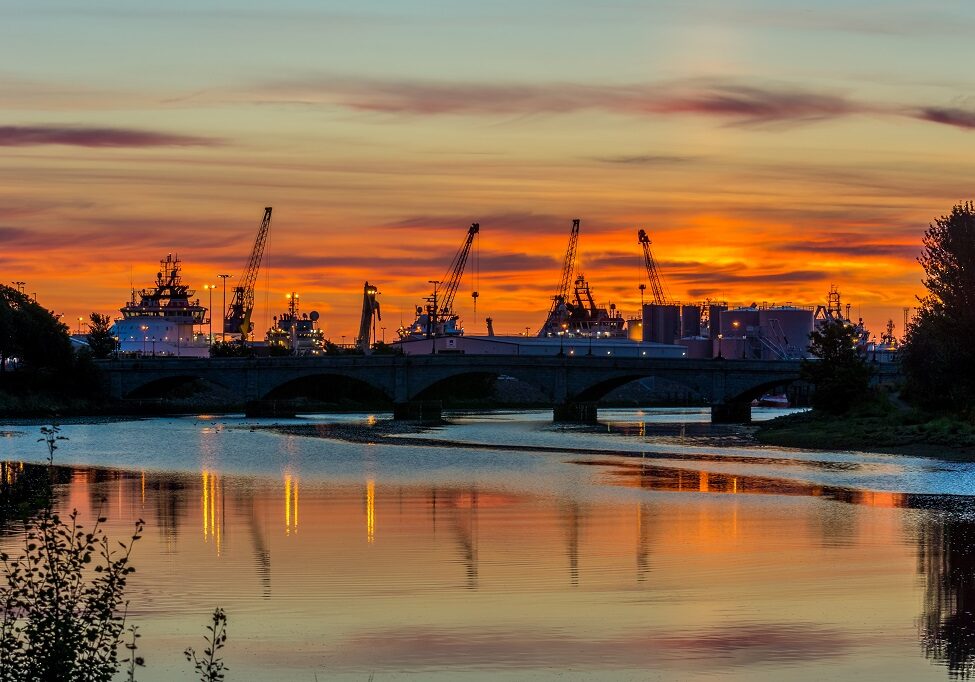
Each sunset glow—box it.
[4,1,969,338]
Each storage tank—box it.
[643,304,681,344]
[678,336,713,359]
[714,336,748,360]
[681,305,702,338]
[719,308,761,337]
[707,303,728,339]
[759,307,814,358]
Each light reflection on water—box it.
[0,410,973,680]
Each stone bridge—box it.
[97,355,817,423]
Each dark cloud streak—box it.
[0,125,220,148]
[913,107,975,130]
[260,75,975,132]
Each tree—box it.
[902,202,975,411]
[0,286,71,374]
[801,318,872,414]
[85,313,116,359]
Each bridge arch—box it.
[569,373,709,404]
[261,372,394,405]
[123,374,231,400]
[405,367,560,403]
[725,376,804,405]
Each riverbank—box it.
[756,404,975,460]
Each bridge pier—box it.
[553,401,598,424]
[393,400,443,422]
[710,401,751,424]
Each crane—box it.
[637,228,668,305]
[434,222,479,324]
[538,219,580,335]
[397,222,479,341]
[356,282,381,353]
[225,207,272,339]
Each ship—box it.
[265,292,326,355]
[539,275,627,338]
[115,254,210,357]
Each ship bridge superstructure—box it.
[116,254,209,356]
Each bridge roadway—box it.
[99,354,812,423]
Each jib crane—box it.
[225,207,272,339]
[433,222,479,325]
[356,282,381,353]
[637,228,668,305]
[538,219,580,335]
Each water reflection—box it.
[284,472,298,536]
[0,456,971,680]
[581,457,925,509]
[366,479,375,543]
[919,516,975,678]
[201,470,224,554]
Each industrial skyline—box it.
[4,0,971,338]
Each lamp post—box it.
[140,324,148,356]
[217,274,232,342]
[558,330,565,356]
[203,284,215,345]
[77,317,84,335]
[381,326,386,344]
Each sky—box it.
[3,0,974,340]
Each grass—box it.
[756,396,975,460]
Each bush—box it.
[0,510,143,681]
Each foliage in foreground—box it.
[185,608,229,682]
[85,313,117,360]
[800,318,872,415]
[0,285,73,375]
[902,201,975,413]
[0,426,229,680]
[0,510,143,681]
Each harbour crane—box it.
[538,219,580,336]
[356,282,381,353]
[637,228,668,305]
[398,222,479,340]
[434,222,479,325]
[225,207,272,339]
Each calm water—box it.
[2,408,975,681]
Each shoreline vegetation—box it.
[755,398,975,461]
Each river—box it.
[1,408,973,681]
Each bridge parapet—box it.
[96,355,809,423]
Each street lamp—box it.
[203,284,215,344]
[77,317,84,335]
[140,324,148,356]
[217,274,232,342]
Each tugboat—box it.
[115,254,210,357]
[265,292,326,355]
